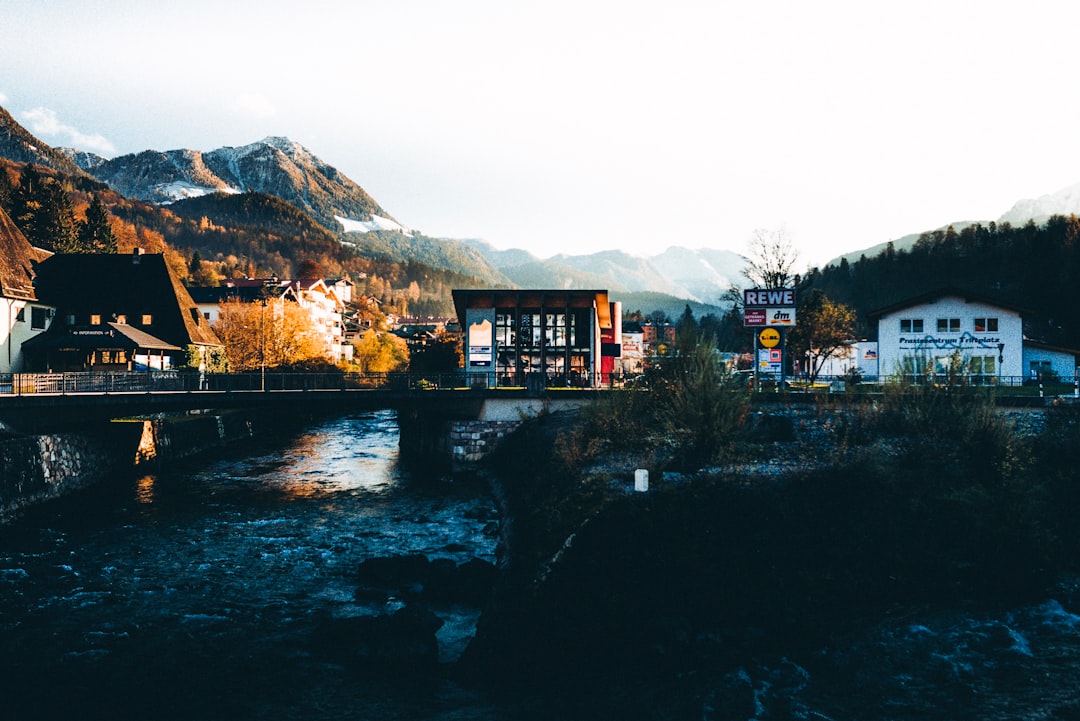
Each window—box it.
[969,356,996,375]
[495,313,515,347]
[15,307,25,322]
[116,314,127,324]
[974,317,998,332]
[900,318,923,333]
[937,318,960,333]
[90,314,102,326]
[141,314,153,325]
[30,307,47,329]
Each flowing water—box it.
[4,409,1080,720]
[0,410,501,720]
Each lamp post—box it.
[997,342,1004,385]
[260,298,267,392]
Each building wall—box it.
[1023,346,1078,381]
[876,295,1022,379]
[1,299,52,373]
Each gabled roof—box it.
[33,251,221,348]
[867,286,1032,319]
[0,205,38,301]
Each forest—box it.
[801,216,1080,349]
[0,160,499,318]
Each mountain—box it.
[830,182,1080,268]
[65,137,392,232]
[998,181,1080,228]
[0,106,89,178]
[648,246,745,304]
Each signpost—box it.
[744,288,797,391]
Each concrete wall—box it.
[0,411,257,521]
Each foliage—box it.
[408,335,462,374]
[350,329,409,374]
[212,298,328,371]
[558,333,750,472]
[803,215,1080,348]
[785,289,858,382]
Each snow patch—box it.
[336,214,405,233]
[156,181,240,202]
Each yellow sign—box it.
[759,327,781,348]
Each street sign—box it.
[743,308,767,326]
[744,288,796,307]
[758,327,781,348]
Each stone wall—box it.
[451,420,523,465]
[0,411,259,521]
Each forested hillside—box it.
[0,160,499,316]
[803,215,1080,348]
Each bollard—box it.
[634,469,649,492]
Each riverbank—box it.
[0,409,312,521]
[459,397,1080,718]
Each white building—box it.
[813,341,879,379]
[868,288,1074,383]
[0,208,53,373]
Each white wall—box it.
[876,295,1022,379]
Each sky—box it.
[2,0,1080,271]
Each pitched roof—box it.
[867,286,1032,319]
[33,251,221,347]
[0,205,38,301]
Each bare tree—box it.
[743,226,799,289]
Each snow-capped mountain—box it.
[998,181,1080,227]
[62,137,392,233]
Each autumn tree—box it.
[785,289,857,383]
[212,298,328,371]
[352,329,409,374]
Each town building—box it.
[191,277,351,364]
[620,320,645,376]
[869,287,1079,383]
[0,206,53,373]
[21,250,222,372]
[451,289,620,387]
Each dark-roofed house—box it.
[22,250,222,372]
[0,206,55,373]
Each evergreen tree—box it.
[77,194,117,253]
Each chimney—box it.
[132,248,143,264]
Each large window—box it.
[30,307,47,329]
[974,317,998,332]
[495,312,515,347]
[969,356,996,376]
[900,318,923,333]
[936,318,960,333]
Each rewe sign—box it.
[744,288,796,307]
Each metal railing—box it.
[0,370,611,396]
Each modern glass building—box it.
[451,289,620,387]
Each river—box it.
[4,410,1080,720]
[0,410,502,720]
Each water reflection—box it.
[134,474,156,504]
[0,410,500,720]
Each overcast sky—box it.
[2,0,1079,270]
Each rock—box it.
[354,554,496,605]
[311,605,446,673]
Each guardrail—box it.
[0,370,600,395]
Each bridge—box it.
[0,369,600,434]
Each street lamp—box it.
[261,298,267,392]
